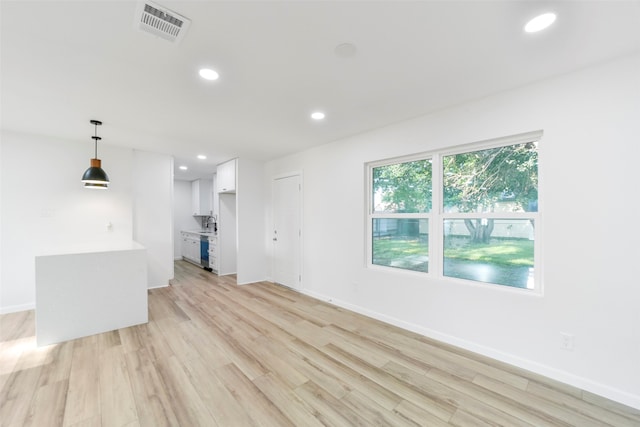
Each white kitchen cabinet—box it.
[191,239,200,262]
[181,232,200,264]
[216,159,236,193]
[191,178,212,216]
[180,232,188,259]
[208,235,218,273]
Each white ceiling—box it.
[2,1,639,180]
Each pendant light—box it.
[82,120,110,189]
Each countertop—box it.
[182,230,217,237]
[37,240,146,257]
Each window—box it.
[367,131,540,290]
[371,159,431,272]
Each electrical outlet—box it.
[560,332,574,351]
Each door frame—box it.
[271,171,303,290]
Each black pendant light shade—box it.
[82,120,110,189]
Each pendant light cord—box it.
[92,121,101,159]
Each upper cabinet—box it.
[191,178,212,216]
[217,159,236,193]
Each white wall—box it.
[236,157,267,284]
[0,136,4,311]
[0,131,133,313]
[132,150,174,288]
[218,193,237,275]
[0,131,176,312]
[173,180,200,259]
[264,53,640,409]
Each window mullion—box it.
[431,153,443,278]
[442,212,538,220]
[371,213,430,219]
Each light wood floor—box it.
[2,260,640,426]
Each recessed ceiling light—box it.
[311,112,325,120]
[197,154,207,160]
[179,165,188,170]
[524,12,557,33]
[199,68,219,80]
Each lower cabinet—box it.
[180,231,220,274]
[181,232,200,264]
[208,236,218,273]
[189,239,199,263]
[181,232,219,274]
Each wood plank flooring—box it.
[1,260,639,426]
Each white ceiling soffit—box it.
[135,1,191,44]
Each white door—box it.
[273,174,301,289]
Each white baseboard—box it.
[300,288,640,411]
[0,302,35,314]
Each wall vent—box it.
[135,1,191,44]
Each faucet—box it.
[202,215,216,231]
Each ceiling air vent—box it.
[135,1,191,44]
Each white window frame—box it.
[366,130,543,292]
[367,153,434,276]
